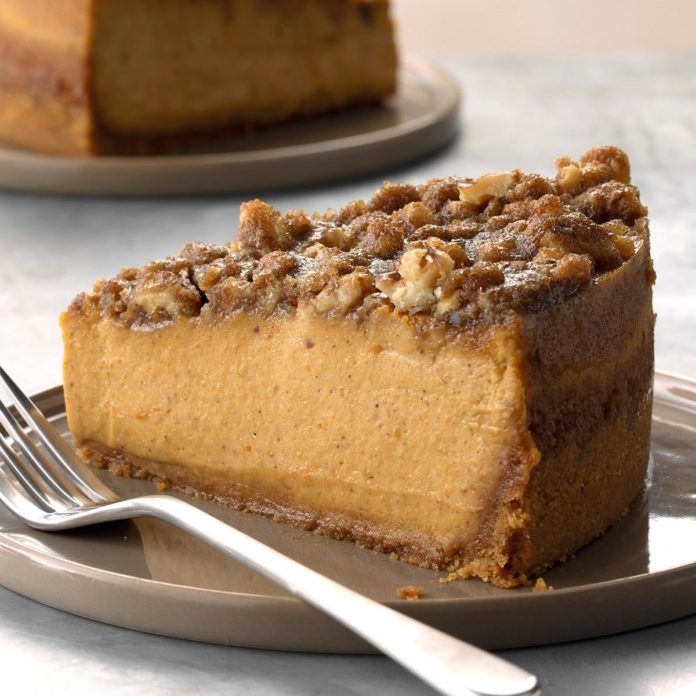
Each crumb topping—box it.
[70,146,649,330]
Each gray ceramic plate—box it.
[0,371,694,653]
[0,56,460,197]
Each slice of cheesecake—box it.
[61,146,655,587]
[0,0,396,155]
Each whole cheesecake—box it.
[0,0,396,155]
[61,146,655,587]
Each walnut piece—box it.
[556,161,583,194]
[312,271,375,316]
[459,171,517,208]
[125,267,201,326]
[376,246,455,313]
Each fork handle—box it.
[91,495,539,696]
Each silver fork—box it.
[0,366,539,696]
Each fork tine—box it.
[0,455,53,527]
[0,367,118,504]
[0,399,86,506]
[0,434,56,511]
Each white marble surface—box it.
[1,55,695,694]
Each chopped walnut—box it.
[528,201,624,271]
[552,253,593,286]
[572,181,647,224]
[206,276,251,315]
[71,146,649,330]
[313,271,375,316]
[440,199,478,223]
[117,262,201,328]
[376,246,455,313]
[193,256,243,292]
[459,171,518,208]
[248,252,297,315]
[255,283,283,316]
[435,287,463,315]
[580,145,631,184]
[556,146,632,199]
[318,224,356,251]
[393,201,438,232]
[613,236,635,260]
[178,242,229,266]
[410,238,469,268]
[254,251,297,281]
[556,161,583,194]
[304,242,339,260]
[131,283,194,317]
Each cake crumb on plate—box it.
[396,585,423,600]
[533,577,553,593]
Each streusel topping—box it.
[70,146,649,330]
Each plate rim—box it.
[0,55,462,193]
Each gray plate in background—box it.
[0,56,460,196]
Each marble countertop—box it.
[1,54,695,694]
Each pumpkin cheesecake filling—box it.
[61,146,655,587]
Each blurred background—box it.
[394,0,696,54]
